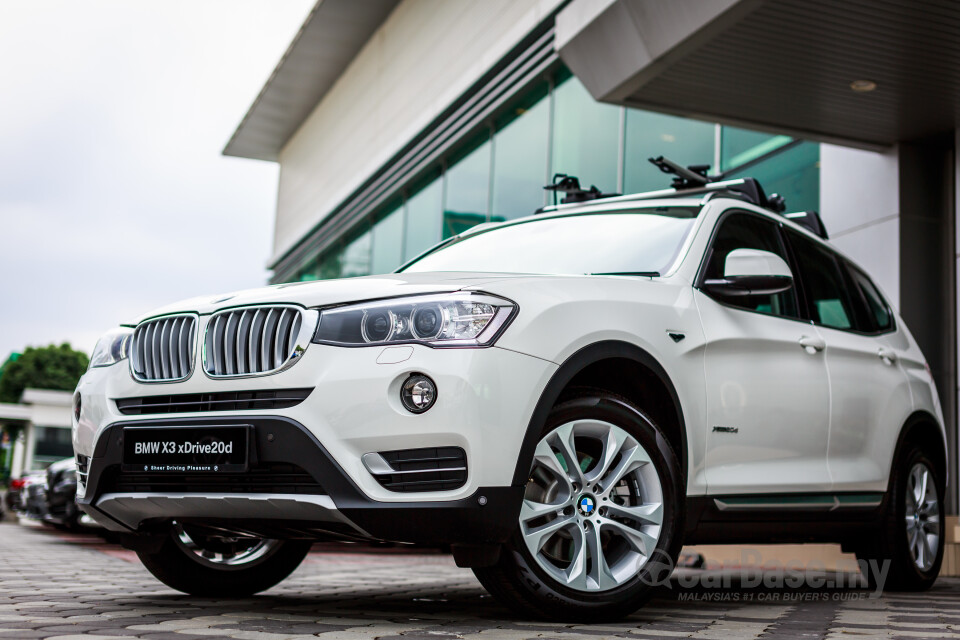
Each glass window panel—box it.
[296,257,318,282]
[371,203,405,274]
[443,134,490,238]
[551,74,620,194]
[728,141,819,213]
[316,248,343,280]
[623,110,715,194]
[403,173,443,261]
[340,227,371,278]
[721,126,792,171]
[404,208,699,275]
[703,212,799,319]
[846,263,893,332]
[787,229,856,330]
[491,84,550,221]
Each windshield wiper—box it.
[590,271,660,277]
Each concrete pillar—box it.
[899,138,957,512]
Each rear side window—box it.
[786,230,858,330]
[846,263,893,332]
[702,212,799,319]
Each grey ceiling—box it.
[563,0,960,148]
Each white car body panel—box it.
[73,196,947,525]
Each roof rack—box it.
[543,173,619,205]
[536,156,830,239]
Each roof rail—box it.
[538,156,788,215]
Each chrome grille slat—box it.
[203,306,310,378]
[130,315,196,382]
[158,319,171,380]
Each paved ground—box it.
[2,521,960,639]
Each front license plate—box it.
[122,426,250,473]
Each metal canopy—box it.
[556,0,960,148]
[223,0,400,161]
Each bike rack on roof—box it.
[538,156,828,240]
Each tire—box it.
[858,444,944,591]
[137,525,311,597]
[474,390,684,622]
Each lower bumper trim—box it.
[89,492,365,534]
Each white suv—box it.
[73,167,946,621]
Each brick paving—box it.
[1,521,960,639]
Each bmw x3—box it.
[73,162,946,620]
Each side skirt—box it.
[684,492,886,546]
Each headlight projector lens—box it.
[361,310,393,343]
[412,305,442,339]
[400,373,437,414]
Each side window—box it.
[702,212,799,319]
[846,263,894,332]
[786,230,858,330]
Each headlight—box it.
[313,293,516,347]
[89,327,133,368]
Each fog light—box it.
[401,374,437,414]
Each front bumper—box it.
[75,343,555,503]
[77,416,524,544]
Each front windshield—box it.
[402,207,700,275]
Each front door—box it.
[696,212,832,495]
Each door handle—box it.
[878,347,898,365]
[798,335,826,354]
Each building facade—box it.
[225,0,955,508]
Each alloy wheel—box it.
[905,462,940,572]
[520,420,664,592]
[174,524,281,570]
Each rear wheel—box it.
[474,391,683,621]
[137,524,311,596]
[858,445,944,591]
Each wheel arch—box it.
[891,410,948,493]
[511,340,687,486]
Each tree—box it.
[0,343,89,403]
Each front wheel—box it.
[474,391,684,621]
[137,524,311,596]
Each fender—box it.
[510,340,688,486]
[888,410,949,494]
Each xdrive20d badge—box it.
[74,159,946,621]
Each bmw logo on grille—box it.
[578,495,596,516]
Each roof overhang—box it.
[556,0,960,149]
[223,0,400,161]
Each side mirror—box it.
[703,248,794,297]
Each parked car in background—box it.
[20,473,48,521]
[44,458,81,530]
[6,470,44,514]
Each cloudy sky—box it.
[0,1,313,360]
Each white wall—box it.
[819,143,900,307]
[273,0,565,263]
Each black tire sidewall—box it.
[500,393,684,616]
[887,447,944,588]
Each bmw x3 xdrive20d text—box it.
[74,163,946,621]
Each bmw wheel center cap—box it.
[577,494,597,517]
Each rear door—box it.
[696,211,832,494]
[786,228,912,493]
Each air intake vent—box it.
[203,306,316,378]
[115,388,313,415]
[130,315,197,382]
[362,447,467,493]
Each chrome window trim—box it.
[202,304,319,380]
[129,313,199,384]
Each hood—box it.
[129,272,525,324]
